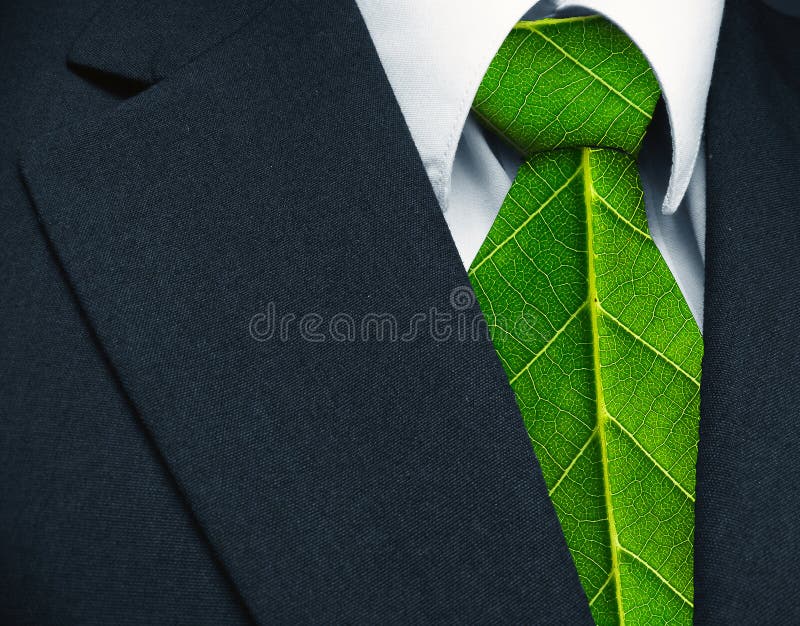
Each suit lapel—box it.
[67,0,268,84]
[698,0,800,622]
[21,0,590,621]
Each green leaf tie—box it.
[468,15,702,625]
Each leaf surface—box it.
[473,16,661,156]
[468,17,702,626]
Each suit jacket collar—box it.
[20,0,591,621]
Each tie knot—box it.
[473,16,660,158]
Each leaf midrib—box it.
[583,148,695,619]
[584,148,627,624]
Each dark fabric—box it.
[0,1,252,624]
[698,1,800,623]
[68,0,268,84]
[2,0,591,623]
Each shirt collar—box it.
[355,0,724,215]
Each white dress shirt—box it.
[354,0,724,329]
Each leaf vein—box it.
[598,305,700,386]
[548,428,598,497]
[468,166,582,274]
[509,302,588,384]
[606,412,695,502]
[617,545,694,608]
[526,28,653,119]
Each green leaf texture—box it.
[473,16,661,156]
[468,16,702,626]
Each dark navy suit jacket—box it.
[1,0,798,623]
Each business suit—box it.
[0,0,797,623]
